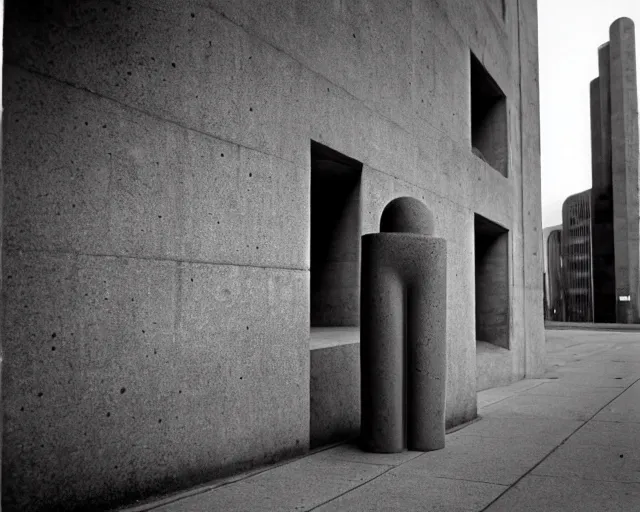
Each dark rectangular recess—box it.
[474,214,510,349]
[470,52,508,177]
[310,141,363,327]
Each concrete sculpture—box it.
[360,197,447,453]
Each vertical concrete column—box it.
[610,18,639,323]
[360,256,405,452]
[406,253,446,451]
[599,44,612,190]
[590,78,603,208]
[517,0,545,377]
[591,43,617,323]
[590,75,616,323]
[360,197,446,453]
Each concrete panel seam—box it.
[4,63,301,168]
[477,374,640,511]
[305,465,397,511]
[3,247,309,273]
[193,0,418,138]
[365,164,477,218]
[132,0,465,152]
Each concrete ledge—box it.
[545,321,640,332]
[310,331,514,447]
[310,327,359,349]
[476,341,516,391]
[310,339,360,449]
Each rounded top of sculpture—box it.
[380,197,434,235]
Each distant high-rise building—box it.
[590,17,639,323]
[562,190,594,322]
[543,226,564,321]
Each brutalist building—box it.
[2,1,545,510]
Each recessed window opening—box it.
[470,52,508,177]
[474,214,510,348]
[310,141,363,327]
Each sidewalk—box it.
[121,329,640,511]
[546,321,640,332]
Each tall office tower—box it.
[590,70,616,322]
[590,18,639,323]
[545,226,564,321]
[563,190,594,322]
[543,224,563,319]
[610,18,639,323]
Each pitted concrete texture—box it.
[3,0,543,509]
[361,198,446,453]
[476,341,513,391]
[310,342,360,448]
[379,196,435,235]
[119,329,640,512]
[3,251,309,511]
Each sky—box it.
[538,0,640,228]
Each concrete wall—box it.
[2,0,544,510]
[310,343,360,448]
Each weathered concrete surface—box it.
[546,320,640,331]
[126,329,640,512]
[361,198,446,453]
[316,472,505,512]
[517,0,545,380]
[476,341,514,391]
[360,234,447,452]
[2,251,309,511]
[310,342,360,448]
[610,18,639,323]
[3,0,543,509]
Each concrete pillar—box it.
[598,44,612,193]
[405,273,446,451]
[590,75,616,323]
[360,197,446,453]
[589,77,602,270]
[610,18,639,323]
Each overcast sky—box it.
[538,0,640,228]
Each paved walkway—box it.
[122,329,640,511]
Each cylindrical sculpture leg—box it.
[360,235,405,453]
[407,239,447,451]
